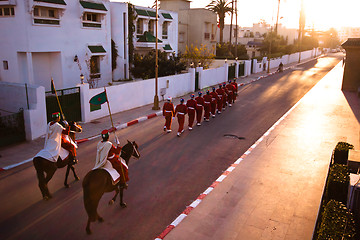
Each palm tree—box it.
[206,0,232,43]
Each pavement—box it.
[1,55,356,240]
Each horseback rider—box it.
[60,121,78,164]
[94,130,128,188]
[35,112,70,163]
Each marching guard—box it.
[186,94,197,130]
[195,91,204,126]
[222,83,228,110]
[162,97,175,133]
[203,90,212,122]
[226,80,235,106]
[210,87,219,118]
[216,85,223,114]
[175,98,188,137]
[232,78,238,102]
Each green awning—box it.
[163,44,172,50]
[137,31,163,43]
[161,13,172,19]
[34,0,66,5]
[88,45,106,53]
[135,8,148,16]
[147,10,157,18]
[80,1,107,11]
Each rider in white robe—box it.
[35,112,69,162]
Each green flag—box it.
[89,91,107,105]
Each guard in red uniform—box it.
[210,87,219,118]
[203,90,212,122]
[195,91,204,126]
[216,85,223,114]
[186,94,196,130]
[162,97,175,133]
[175,98,188,137]
[226,80,235,106]
[232,78,238,102]
[222,83,228,110]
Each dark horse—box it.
[82,140,140,234]
[33,121,82,200]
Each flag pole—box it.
[51,77,66,120]
[103,87,126,184]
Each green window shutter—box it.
[147,10,157,18]
[135,8,148,16]
[137,31,163,43]
[163,44,172,50]
[80,1,107,11]
[34,0,67,5]
[88,45,106,53]
[161,13,172,19]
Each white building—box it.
[338,27,360,43]
[0,0,129,90]
[133,5,178,56]
[160,0,217,55]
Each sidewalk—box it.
[156,61,360,239]
[0,57,320,171]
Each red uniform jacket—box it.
[232,82,238,92]
[226,83,235,93]
[163,102,175,117]
[216,88,223,100]
[203,94,212,105]
[175,104,188,116]
[108,144,129,183]
[186,99,197,113]
[210,91,219,103]
[195,96,205,107]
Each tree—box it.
[131,50,187,79]
[206,0,232,43]
[183,44,215,69]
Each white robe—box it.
[93,141,120,183]
[35,122,65,162]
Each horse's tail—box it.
[82,170,105,222]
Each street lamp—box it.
[152,0,160,110]
[80,73,84,84]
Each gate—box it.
[239,62,245,76]
[195,72,199,91]
[0,109,26,147]
[228,64,235,80]
[45,87,81,122]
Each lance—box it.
[51,78,66,121]
[104,87,126,184]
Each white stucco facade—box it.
[0,0,131,90]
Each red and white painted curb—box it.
[0,111,163,172]
[154,94,302,240]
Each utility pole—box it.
[235,0,238,58]
[275,0,280,34]
[152,0,160,110]
[229,0,234,52]
[298,0,305,63]
[267,26,272,73]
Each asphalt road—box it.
[0,54,342,240]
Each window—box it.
[0,6,15,17]
[90,56,100,79]
[148,19,155,35]
[136,18,144,37]
[179,32,185,43]
[33,6,60,25]
[162,21,168,39]
[82,12,101,28]
[3,61,8,70]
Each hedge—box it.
[325,164,350,204]
[316,200,356,240]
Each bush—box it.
[333,141,354,165]
[325,164,350,204]
[317,200,356,240]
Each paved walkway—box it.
[0,58,308,170]
[157,62,360,239]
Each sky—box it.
[122,0,360,30]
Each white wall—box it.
[0,82,46,140]
[198,64,228,89]
[80,71,195,122]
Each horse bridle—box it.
[121,142,140,159]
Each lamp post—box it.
[267,26,272,73]
[152,0,160,110]
[80,73,84,84]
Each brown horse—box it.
[33,121,82,200]
[82,140,140,235]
